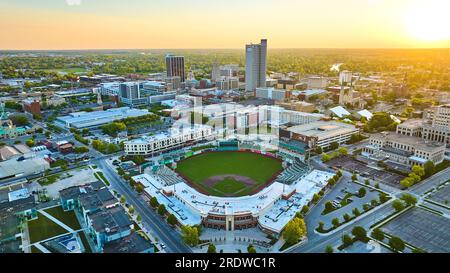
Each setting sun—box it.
[404,0,450,42]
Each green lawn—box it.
[30,246,43,253]
[37,174,61,186]
[176,151,283,197]
[44,206,81,230]
[78,232,92,253]
[94,171,110,186]
[212,178,248,196]
[28,213,68,243]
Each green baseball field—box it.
[175,151,283,197]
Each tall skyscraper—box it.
[245,39,267,92]
[166,54,185,82]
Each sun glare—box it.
[404,0,450,42]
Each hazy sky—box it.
[1,0,449,50]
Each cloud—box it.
[66,0,82,6]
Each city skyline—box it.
[1,0,450,50]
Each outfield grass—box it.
[44,206,81,230]
[176,151,283,197]
[28,213,68,243]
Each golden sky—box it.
[0,0,449,50]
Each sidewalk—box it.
[39,209,75,233]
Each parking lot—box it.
[381,207,450,253]
[326,156,405,188]
[427,183,450,206]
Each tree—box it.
[392,199,405,212]
[371,228,384,241]
[358,187,366,197]
[389,236,405,252]
[181,226,199,247]
[101,122,126,137]
[136,214,142,222]
[379,193,389,203]
[352,208,361,217]
[315,146,322,154]
[301,205,309,215]
[282,217,307,245]
[331,218,340,227]
[207,243,217,253]
[411,165,425,178]
[364,179,370,186]
[330,142,339,150]
[312,193,321,203]
[400,193,417,206]
[325,245,334,253]
[338,147,348,156]
[400,177,415,188]
[135,184,144,194]
[9,114,29,126]
[324,201,334,212]
[423,161,435,177]
[351,226,367,241]
[129,205,135,214]
[131,155,146,165]
[341,234,353,246]
[317,221,325,232]
[149,197,159,208]
[321,153,331,163]
[120,195,126,204]
[25,138,35,147]
[158,204,167,216]
[167,214,178,226]
[328,177,336,187]
[247,244,257,253]
[343,213,351,222]
[351,173,358,181]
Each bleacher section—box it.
[276,159,310,185]
[152,165,185,186]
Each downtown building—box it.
[396,104,450,147]
[118,81,176,107]
[245,39,267,92]
[363,131,445,168]
[166,54,185,82]
[124,124,214,156]
[279,121,360,151]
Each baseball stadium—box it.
[133,139,335,234]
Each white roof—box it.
[133,169,334,233]
[8,188,30,202]
[330,106,351,118]
[390,115,401,123]
[357,109,373,120]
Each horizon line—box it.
[1,47,450,52]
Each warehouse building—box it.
[56,107,150,129]
[280,121,359,150]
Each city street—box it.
[96,158,192,253]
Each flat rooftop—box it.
[56,107,150,129]
[372,132,446,152]
[286,121,358,140]
[134,169,334,233]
